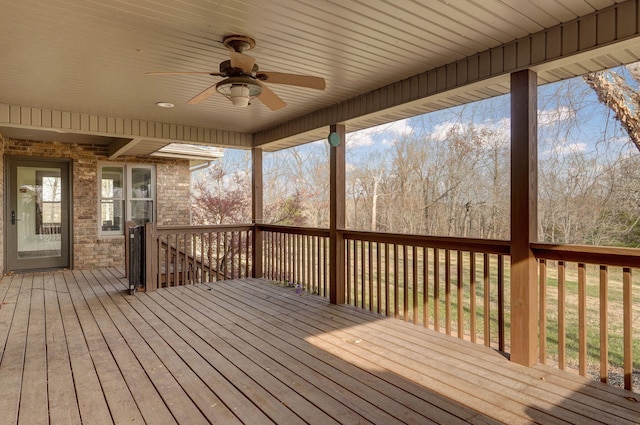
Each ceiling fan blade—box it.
[257,82,286,111]
[146,71,222,76]
[257,72,326,90]
[230,51,256,74]
[187,83,218,104]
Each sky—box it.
[209,64,639,184]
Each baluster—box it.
[539,259,547,364]
[623,267,632,391]
[558,260,566,370]
[483,253,490,347]
[445,249,451,335]
[423,246,429,328]
[599,265,608,383]
[470,251,476,343]
[457,250,463,339]
[578,263,587,376]
[434,248,440,332]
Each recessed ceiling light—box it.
[156,102,175,108]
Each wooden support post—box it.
[330,124,346,304]
[252,147,264,278]
[510,69,539,366]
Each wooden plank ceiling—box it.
[1,0,638,153]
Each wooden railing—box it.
[343,230,511,351]
[134,223,639,391]
[144,223,253,291]
[259,224,331,297]
[532,243,640,391]
[255,226,512,352]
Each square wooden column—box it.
[252,147,264,278]
[510,70,539,366]
[329,124,346,304]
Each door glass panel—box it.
[17,166,62,259]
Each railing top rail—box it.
[258,224,331,238]
[532,242,640,268]
[154,224,255,235]
[342,229,511,255]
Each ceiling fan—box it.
[146,35,326,111]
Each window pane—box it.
[131,167,152,199]
[101,200,123,231]
[102,167,123,199]
[130,200,153,226]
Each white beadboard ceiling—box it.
[1,0,638,153]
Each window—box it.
[99,164,155,235]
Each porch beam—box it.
[252,147,264,278]
[254,1,640,149]
[329,124,346,304]
[108,137,143,159]
[0,103,253,148]
[510,69,539,366]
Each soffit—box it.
[0,0,630,152]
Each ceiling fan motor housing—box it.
[219,60,259,77]
[223,35,256,53]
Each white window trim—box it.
[98,163,156,236]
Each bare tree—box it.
[584,64,640,152]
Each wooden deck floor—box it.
[0,269,638,425]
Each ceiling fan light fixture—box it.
[216,77,262,107]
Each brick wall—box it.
[0,137,191,272]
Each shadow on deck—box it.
[0,269,638,424]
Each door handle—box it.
[10,211,20,225]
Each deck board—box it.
[0,269,638,425]
[226,279,630,425]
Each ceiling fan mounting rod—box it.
[223,35,256,53]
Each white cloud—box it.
[542,140,587,156]
[346,119,413,148]
[538,106,576,127]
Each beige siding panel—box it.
[10,106,20,125]
[20,107,31,126]
[123,119,131,136]
[597,8,616,45]
[90,115,98,133]
[546,27,562,59]
[98,116,107,133]
[478,51,491,79]
[562,21,579,55]
[436,68,447,92]
[427,71,437,95]
[446,64,457,89]
[504,43,517,72]
[52,111,62,130]
[491,47,504,75]
[31,109,42,127]
[456,61,467,86]
[467,55,479,82]
[580,15,597,50]
[617,1,638,38]
[517,38,531,68]
[531,33,546,65]
[62,112,71,130]
[0,104,9,123]
[418,73,428,98]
